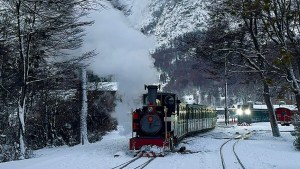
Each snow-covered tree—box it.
[0,0,96,159]
[257,0,300,113]
[205,0,282,136]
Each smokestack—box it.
[145,85,159,105]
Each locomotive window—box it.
[144,95,148,105]
[164,95,175,105]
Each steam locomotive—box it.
[129,85,217,151]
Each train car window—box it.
[188,107,191,119]
[199,108,202,119]
[193,108,195,119]
[193,108,196,119]
[201,108,203,118]
[207,109,210,118]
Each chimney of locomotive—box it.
[145,85,158,105]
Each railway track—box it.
[111,156,156,169]
[219,132,252,169]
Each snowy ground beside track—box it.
[0,122,299,169]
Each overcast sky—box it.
[81,1,158,133]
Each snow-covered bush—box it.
[0,144,18,162]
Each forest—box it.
[0,0,117,162]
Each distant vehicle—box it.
[275,107,296,126]
[129,85,217,155]
[236,104,252,125]
[235,103,297,124]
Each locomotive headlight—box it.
[148,107,153,113]
[245,109,251,115]
[236,109,243,115]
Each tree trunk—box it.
[16,0,27,159]
[18,95,26,159]
[80,66,89,145]
[263,82,280,137]
[296,94,300,114]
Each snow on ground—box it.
[0,122,299,169]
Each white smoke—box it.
[82,2,158,134]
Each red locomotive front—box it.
[129,85,177,151]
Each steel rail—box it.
[133,157,156,169]
[220,132,252,169]
[111,156,141,169]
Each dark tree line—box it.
[0,0,117,162]
[152,30,263,106]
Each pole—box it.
[225,54,228,125]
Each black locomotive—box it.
[129,85,217,151]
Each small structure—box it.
[275,107,297,126]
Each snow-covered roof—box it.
[87,82,118,91]
[182,95,195,104]
[253,104,297,110]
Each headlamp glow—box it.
[245,109,251,115]
[236,109,243,115]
